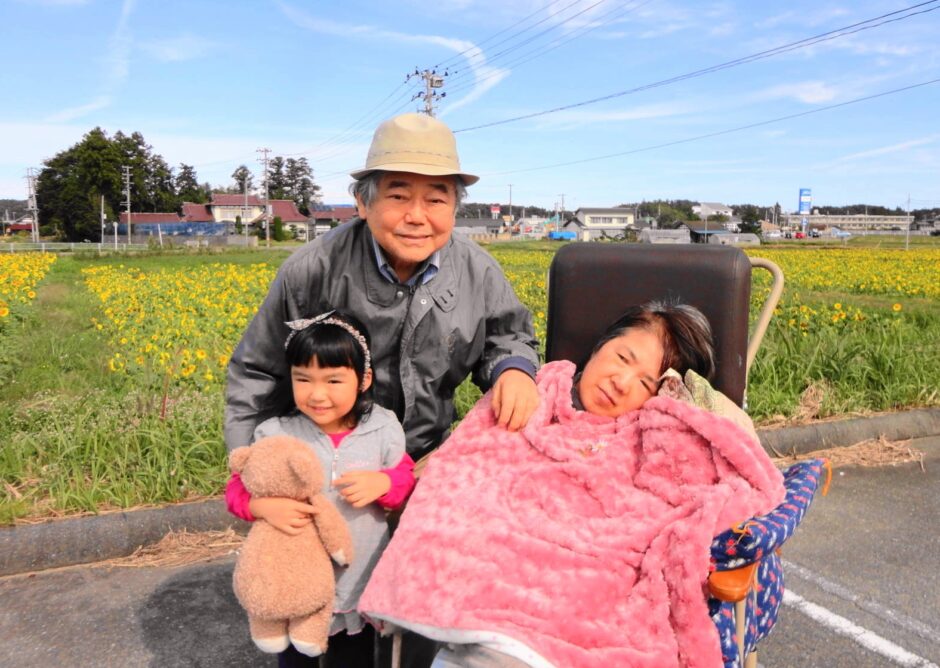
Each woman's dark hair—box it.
[577,300,716,380]
[285,309,374,428]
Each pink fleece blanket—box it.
[360,361,785,667]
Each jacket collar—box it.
[359,218,458,312]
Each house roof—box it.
[309,206,357,222]
[211,194,264,206]
[679,220,730,233]
[456,217,499,227]
[269,199,307,223]
[181,202,214,222]
[119,212,181,224]
[575,207,634,215]
[696,202,732,209]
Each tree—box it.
[231,165,254,193]
[175,163,206,204]
[36,127,123,240]
[266,157,288,200]
[285,158,320,214]
[733,204,762,234]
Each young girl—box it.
[225,309,416,667]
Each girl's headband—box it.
[284,310,372,387]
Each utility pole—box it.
[243,177,249,242]
[558,194,566,231]
[257,148,271,248]
[122,165,132,244]
[408,68,449,116]
[100,195,106,244]
[906,193,911,251]
[25,168,39,242]
[508,184,513,224]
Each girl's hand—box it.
[333,471,391,508]
[248,497,318,536]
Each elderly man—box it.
[224,113,540,667]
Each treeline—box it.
[458,203,556,219]
[34,127,321,241]
[0,199,27,220]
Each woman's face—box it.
[577,327,665,417]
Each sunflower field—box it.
[0,253,57,329]
[1,242,938,523]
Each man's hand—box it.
[333,471,392,508]
[248,497,319,536]
[491,368,539,431]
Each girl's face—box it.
[291,359,372,434]
[577,327,665,418]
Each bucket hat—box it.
[350,113,479,185]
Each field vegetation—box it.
[1,238,938,524]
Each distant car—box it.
[794,231,806,239]
[809,229,820,238]
[766,231,782,239]
[930,230,940,237]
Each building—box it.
[783,212,913,234]
[638,228,691,244]
[209,194,265,224]
[677,219,733,244]
[692,202,734,220]
[563,207,635,241]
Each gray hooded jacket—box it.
[224,218,539,457]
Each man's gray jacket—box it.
[224,218,540,457]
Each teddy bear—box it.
[229,434,354,658]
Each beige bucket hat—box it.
[350,113,479,185]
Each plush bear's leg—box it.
[248,615,290,654]
[288,605,331,657]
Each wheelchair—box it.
[544,243,829,667]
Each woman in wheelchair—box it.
[360,302,817,668]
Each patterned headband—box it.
[284,310,372,389]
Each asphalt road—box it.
[1,436,937,668]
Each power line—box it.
[433,0,595,71]
[454,0,940,133]
[481,77,940,176]
[446,0,653,97]
[443,0,613,90]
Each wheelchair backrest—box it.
[545,243,752,407]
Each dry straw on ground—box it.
[107,528,243,568]
[773,436,926,470]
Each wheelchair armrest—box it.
[708,562,759,602]
[711,459,828,568]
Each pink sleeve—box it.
[225,472,255,522]
[376,453,416,510]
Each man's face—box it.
[356,171,457,283]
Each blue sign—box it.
[798,188,812,215]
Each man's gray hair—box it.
[348,171,467,209]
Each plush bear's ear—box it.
[229,446,251,474]
[289,450,322,496]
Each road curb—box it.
[757,407,940,456]
[2,408,939,578]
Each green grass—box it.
[1,242,938,524]
[0,256,229,525]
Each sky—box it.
[2,0,939,214]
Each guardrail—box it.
[1,242,152,253]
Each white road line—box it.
[784,590,939,668]
[784,559,940,644]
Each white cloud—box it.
[44,96,113,123]
[829,135,940,163]
[141,33,215,63]
[275,1,509,116]
[532,102,694,129]
[46,0,136,123]
[755,80,840,104]
[14,0,90,6]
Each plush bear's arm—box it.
[309,496,354,566]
